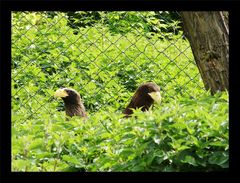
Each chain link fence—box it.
[12,11,206,121]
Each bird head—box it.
[147,89,161,105]
[123,82,162,117]
[54,88,81,105]
[54,87,87,118]
[138,82,161,105]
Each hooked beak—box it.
[54,88,68,98]
[148,91,161,104]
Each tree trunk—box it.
[180,11,229,95]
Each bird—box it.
[54,87,87,119]
[123,82,161,118]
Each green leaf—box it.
[12,159,29,171]
[62,155,81,165]
[181,155,197,166]
[208,151,229,167]
[153,135,161,145]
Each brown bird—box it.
[123,82,161,118]
[54,88,87,119]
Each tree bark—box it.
[180,11,229,95]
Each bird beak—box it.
[148,91,161,104]
[54,88,68,98]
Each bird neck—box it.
[65,102,87,118]
[136,93,154,108]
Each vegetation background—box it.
[12,11,228,172]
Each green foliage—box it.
[12,92,228,172]
[12,12,228,172]
[65,11,182,38]
[12,11,202,114]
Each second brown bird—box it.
[123,82,161,118]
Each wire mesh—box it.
[12,11,206,121]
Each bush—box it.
[65,11,182,38]
[12,91,228,172]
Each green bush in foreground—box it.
[12,91,228,172]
